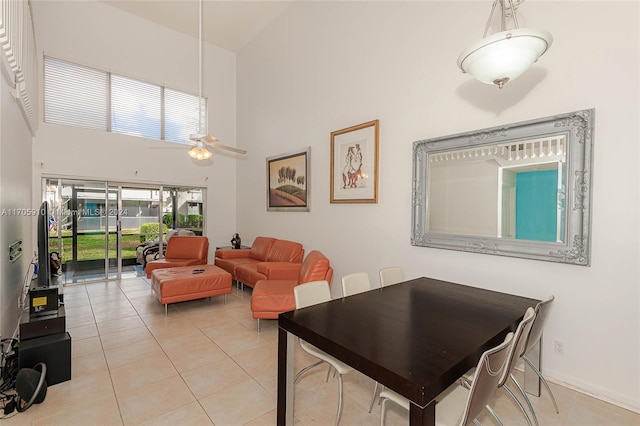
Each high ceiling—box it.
[100,0,295,52]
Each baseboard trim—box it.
[514,366,640,414]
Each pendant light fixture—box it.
[457,0,553,89]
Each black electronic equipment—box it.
[19,332,71,386]
[36,201,51,288]
[28,286,59,318]
[20,305,65,340]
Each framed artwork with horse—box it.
[330,119,379,203]
[267,147,311,212]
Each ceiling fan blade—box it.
[189,133,219,143]
[208,142,247,155]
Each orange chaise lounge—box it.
[145,235,209,278]
[251,250,333,331]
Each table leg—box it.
[277,327,294,425]
[409,401,435,426]
[524,338,541,397]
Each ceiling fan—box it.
[187,0,247,160]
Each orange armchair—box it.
[251,250,333,331]
[145,236,209,278]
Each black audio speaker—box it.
[19,332,71,386]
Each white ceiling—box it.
[100,0,294,52]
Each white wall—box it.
[30,0,241,255]
[237,1,639,410]
[0,64,34,339]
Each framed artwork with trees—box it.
[266,147,310,212]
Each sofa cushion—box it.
[249,237,276,261]
[146,258,206,278]
[235,264,264,289]
[251,280,298,319]
[266,239,304,263]
[215,248,250,259]
[145,236,209,278]
[215,257,259,278]
[164,236,208,260]
[256,262,302,281]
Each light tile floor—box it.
[3,277,639,425]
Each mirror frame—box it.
[411,109,594,266]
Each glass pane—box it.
[164,188,204,235]
[164,88,205,143]
[111,75,161,139]
[45,179,109,284]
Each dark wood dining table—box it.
[277,277,540,425]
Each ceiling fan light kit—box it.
[188,143,213,160]
[457,0,552,88]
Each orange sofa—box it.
[251,250,333,331]
[145,236,209,278]
[215,237,304,288]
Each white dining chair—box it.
[379,266,403,287]
[294,280,354,425]
[462,307,537,426]
[380,332,515,426]
[512,296,559,416]
[341,272,371,296]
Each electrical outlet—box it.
[554,340,565,356]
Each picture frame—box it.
[330,119,379,203]
[267,147,310,212]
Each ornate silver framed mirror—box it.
[411,109,594,265]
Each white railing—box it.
[0,0,38,133]
[430,136,566,166]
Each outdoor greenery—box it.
[49,217,201,265]
[140,222,168,242]
[162,213,202,228]
[186,214,203,227]
[49,229,141,262]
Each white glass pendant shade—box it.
[458,28,553,88]
[188,144,212,160]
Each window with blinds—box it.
[164,87,206,144]
[111,75,161,139]
[44,57,108,130]
[43,56,204,143]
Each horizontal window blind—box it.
[44,56,108,131]
[164,88,204,144]
[43,55,206,143]
[111,74,161,139]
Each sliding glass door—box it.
[45,179,110,283]
[44,178,205,285]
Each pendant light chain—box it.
[483,0,521,38]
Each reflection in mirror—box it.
[412,109,594,265]
[428,135,566,242]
